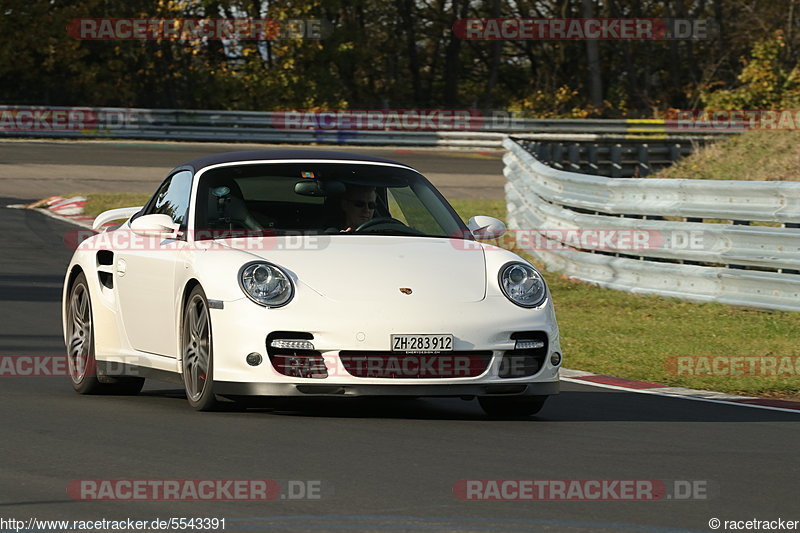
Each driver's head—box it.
[340,185,376,229]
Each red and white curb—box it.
[560,368,800,413]
[7,195,94,229]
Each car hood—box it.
[214,235,486,302]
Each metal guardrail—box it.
[503,136,800,312]
[0,105,731,152]
[515,138,703,178]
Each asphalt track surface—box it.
[0,140,506,199]
[0,141,799,533]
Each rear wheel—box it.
[66,272,144,395]
[182,285,218,411]
[478,396,548,418]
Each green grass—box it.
[449,198,506,221]
[70,193,150,218]
[653,130,800,180]
[71,194,800,400]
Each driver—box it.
[339,185,376,232]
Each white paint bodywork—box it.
[62,158,561,397]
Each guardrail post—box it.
[552,143,564,170]
[610,144,622,178]
[638,144,650,177]
[669,144,681,162]
[587,144,599,175]
[540,143,552,164]
[568,144,581,172]
[531,142,541,160]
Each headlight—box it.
[499,262,546,308]
[238,261,294,307]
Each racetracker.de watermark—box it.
[452,229,711,253]
[68,18,330,40]
[66,228,715,254]
[0,355,144,378]
[65,229,332,252]
[708,518,800,530]
[666,109,800,132]
[67,479,324,501]
[273,353,533,379]
[0,106,143,132]
[453,479,711,501]
[0,355,69,377]
[667,356,800,377]
[453,18,713,40]
[270,109,483,131]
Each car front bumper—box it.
[207,293,562,397]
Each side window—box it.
[146,170,193,227]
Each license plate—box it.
[391,334,453,352]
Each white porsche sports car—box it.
[62,149,561,415]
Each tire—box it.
[478,395,548,418]
[66,272,144,395]
[182,285,218,411]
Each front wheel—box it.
[478,396,548,418]
[182,285,218,411]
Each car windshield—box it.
[193,162,469,239]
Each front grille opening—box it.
[337,351,493,379]
[266,331,326,378]
[271,353,327,378]
[499,332,549,378]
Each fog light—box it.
[515,340,545,350]
[246,352,263,366]
[270,339,315,351]
[550,352,562,366]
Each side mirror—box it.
[467,216,506,240]
[130,214,178,237]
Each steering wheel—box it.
[355,217,407,232]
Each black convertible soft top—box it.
[174,149,414,174]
